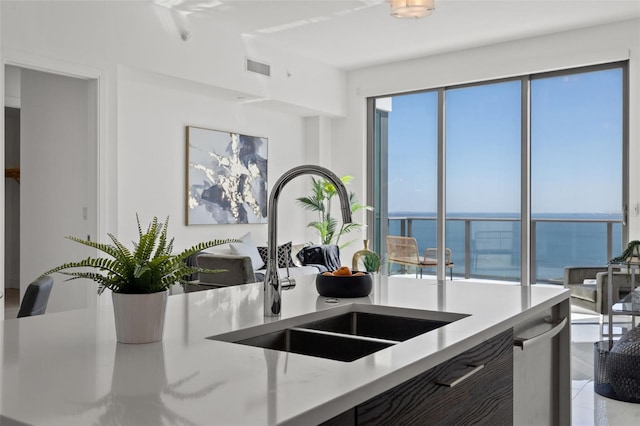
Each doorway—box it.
[4,65,99,316]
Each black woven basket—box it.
[594,327,640,403]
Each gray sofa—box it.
[184,254,257,292]
[563,266,634,316]
[184,252,320,292]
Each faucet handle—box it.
[280,277,296,290]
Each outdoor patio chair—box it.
[386,236,454,280]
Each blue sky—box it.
[386,67,623,216]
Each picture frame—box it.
[186,126,268,225]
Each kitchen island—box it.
[0,275,570,425]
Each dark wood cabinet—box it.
[321,409,356,426]
[322,329,513,426]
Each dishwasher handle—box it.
[513,317,567,350]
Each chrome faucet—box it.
[264,165,353,316]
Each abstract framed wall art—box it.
[187,126,268,225]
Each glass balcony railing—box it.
[388,215,622,283]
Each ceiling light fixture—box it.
[390,0,435,19]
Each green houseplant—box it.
[296,175,371,248]
[351,239,385,273]
[42,215,233,343]
[362,251,381,273]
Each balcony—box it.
[388,215,622,284]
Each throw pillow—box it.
[229,232,265,270]
[257,241,295,269]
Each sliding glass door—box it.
[371,62,627,284]
[377,92,438,275]
[531,66,624,282]
[446,81,521,279]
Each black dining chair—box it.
[17,276,54,318]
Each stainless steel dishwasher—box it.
[513,297,572,426]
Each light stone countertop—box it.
[0,275,569,426]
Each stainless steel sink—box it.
[236,328,395,362]
[208,304,468,362]
[298,312,449,342]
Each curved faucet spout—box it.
[265,165,353,316]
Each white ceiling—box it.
[161,0,640,70]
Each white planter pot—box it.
[112,291,168,344]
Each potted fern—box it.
[42,215,232,344]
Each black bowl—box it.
[316,271,373,298]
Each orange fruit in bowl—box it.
[322,271,334,276]
[353,272,365,276]
[333,266,352,276]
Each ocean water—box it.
[388,212,623,282]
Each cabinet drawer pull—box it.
[436,364,485,387]
[513,317,567,350]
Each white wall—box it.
[333,19,640,247]
[0,1,348,305]
[116,66,310,250]
[4,64,19,108]
[0,2,346,239]
[1,2,345,116]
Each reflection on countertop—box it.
[0,274,569,425]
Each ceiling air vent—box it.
[246,58,271,77]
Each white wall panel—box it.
[116,67,307,250]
